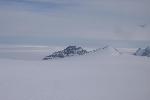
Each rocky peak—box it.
[135,46,150,57]
[43,46,88,60]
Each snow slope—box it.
[0,51,150,100]
[92,46,121,56]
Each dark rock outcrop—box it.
[134,46,150,57]
[43,46,88,60]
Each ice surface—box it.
[0,45,150,100]
[0,45,64,60]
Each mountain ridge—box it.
[43,45,121,60]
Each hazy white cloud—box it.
[0,0,150,42]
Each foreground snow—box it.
[0,52,150,100]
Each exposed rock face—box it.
[135,46,150,57]
[43,46,88,60]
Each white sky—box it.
[0,0,150,42]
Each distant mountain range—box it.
[43,45,150,60]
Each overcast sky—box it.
[0,0,150,44]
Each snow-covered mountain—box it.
[135,46,150,57]
[43,45,122,60]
